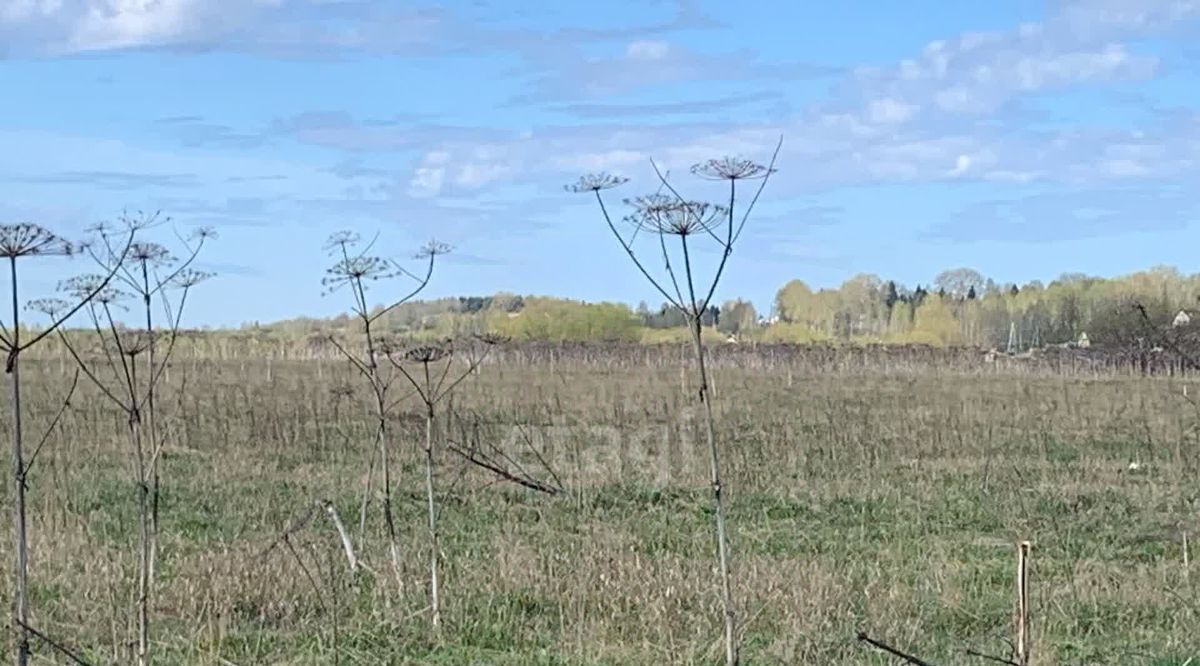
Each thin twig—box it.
[16,620,96,666]
[965,648,1019,665]
[856,632,940,666]
[25,368,80,474]
[446,442,560,495]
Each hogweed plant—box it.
[84,213,215,587]
[322,231,449,602]
[1,221,136,666]
[386,334,501,628]
[568,143,780,666]
[49,218,213,666]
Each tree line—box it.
[255,265,1200,348]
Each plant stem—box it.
[129,360,150,666]
[423,364,441,629]
[141,261,161,590]
[8,257,30,666]
[691,316,737,666]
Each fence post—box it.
[1016,541,1031,666]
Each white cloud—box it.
[950,154,972,176]
[12,0,1200,216]
[866,98,917,124]
[553,149,645,172]
[852,25,1160,121]
[408,167,444,198]
[625,39,670,60]
[68,0,201,51]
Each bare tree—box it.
[568,144,780,666]
[1,221,135,666]
[386,334,499,628]
[321,232,449,597]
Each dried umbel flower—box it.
[59,274,127,305]
[403,344,451,364]
[189,226,217,242]
[624,194,676,218]
[324,256,396,289]
[416,240,452,259]
[120,210,168,231]
[375,336,405,355]
[119,331,153,357]
[474,332,507,346]
[627,199,727,236]
[324,230,362,252]
[691,157,771,181]
[566,173,629,193]
[0,223,74,258]
[170,268,213,289]
[129,242,175,267]
[329,383,355,399]
[27,298,70,317]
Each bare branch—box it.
[25,369,80,475]
[15,620,95,666]
[856,632,940,666]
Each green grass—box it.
[0,349,1197,664]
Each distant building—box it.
[1173,310,1192,328]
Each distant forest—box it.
[253,266,1199,349]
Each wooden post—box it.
[1016,541,1031,666]
[1184,532,1190,583]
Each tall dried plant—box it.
[386,334,499,627]
[1,220,136,666]
[321,231,449,599]
[83,214,215,585]
[49,215,213,666]
[568,143,780,666]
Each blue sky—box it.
[3,0,1200,326]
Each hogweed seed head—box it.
[474,332,507,346]
[624,194,676,217]
[322,256,398,295]
[119,211,167,232]
[171,268,213,289]
[27,298,70,317]
[416,240,452,259]
[129,242,175,267]
[691,157,772,181]
[324,231,362,252]
[566,173,628,193]
[59,274,127,305]
[625,198,727,236]
[189,226,217,242]
[0,223,74,259]
[402,343,451,364]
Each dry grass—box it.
[2,344,1197,664]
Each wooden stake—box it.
[1016,541,1031,666]
[1184,532,1190,582]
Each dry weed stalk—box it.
[48,214,213,666]
[83,214,215,587]
[321,231,449,601]
[1,220,136,665]
[386,334,500,627]
[569,143,780,665]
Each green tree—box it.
[718,299,758,335]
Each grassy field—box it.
[2,344,1198,664]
